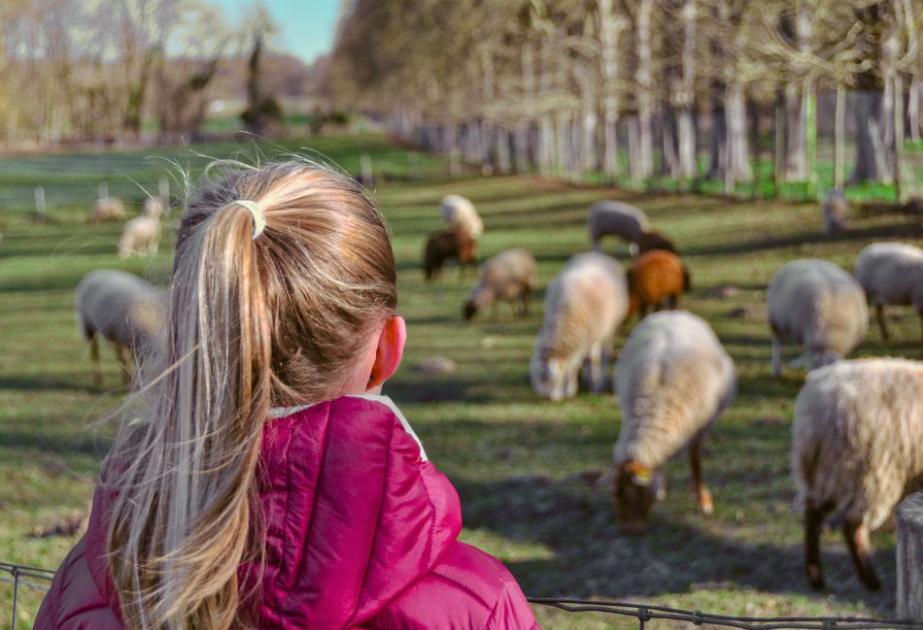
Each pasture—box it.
[1,134,922,628]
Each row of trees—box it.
[327,0,923,195]
[0,0,286,146]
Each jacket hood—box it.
[84,394,461,629]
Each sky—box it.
[208,0,341,63]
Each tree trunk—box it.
[709,100,727,179]
[850,90,891,183]
[634,0,655,180]
[496,126,512,174]
[725,81,752,184]
[783,83,807,180]
[598,0,624,178]
[895,73,905,202]
[910,77,922,143]
[834,85,846,190]
[676,0,697,182]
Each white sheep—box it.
[143,196,166,219]
[766,259,868,377]
[854,242,923,341]
[88,197,126,224]
[793,357,923,591]
[530,252,628,401]
[822,189,848,235]
[587,200,651,255]
[463,248,535,320]
[440,194,483,239]
[118,214,161,258]
[611,311,736,532]
[75,269,165,387]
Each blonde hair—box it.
[105,161,397,629]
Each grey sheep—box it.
[463,248,535,320]
[854,242,923,342]
[530,252,628,401]
[767,259,868,377]
[587,200,651,255]
[612,311,736,532]
[793,358,923,591]
[75,269,165,387]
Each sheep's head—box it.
[612,461,658,533]
[529,353,566,401]
[462,300,478,321]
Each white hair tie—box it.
[230,199,265,239]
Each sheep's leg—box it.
[804,500,832,590]
[843,520,881,591]
[876,304,890,341]
[771,335,782,378]
[654,469,667,501]
[566,366,579,399]
[89,336,102,388]
[114,345,131,386]
[688,436,713,515]
[587,345,604,393]
[520,287,532,317]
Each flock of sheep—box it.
[424,191,923,593]
[66,183,923,594]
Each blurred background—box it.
[4,1,923,628]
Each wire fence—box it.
[3,561,922,629]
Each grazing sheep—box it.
[440,194,483,239]
[118,214,161,258]
[854,242,923,342]
[612,311,736,532]
[767,259,868,377]
[422,229,477,280]
[793,358,923,591]
[636,230,678,255]
[822,189,848,235]
[530,252,628,401]
[587,200,651,254]
[626,250,690,321]
[88,197,126,223]
[463,248,535,320]
[75,269,165,387]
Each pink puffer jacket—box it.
[35,395,539,629]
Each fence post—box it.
[34,186,46,222]
[98,182,109,200]
[359,154,374,186]
[896,492,923,620]
[159,177,170,208]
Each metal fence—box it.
[1,561,54,630]
[527,599,923,629]
[4,561,923,630]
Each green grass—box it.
[2,134,923,628]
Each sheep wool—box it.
[530,252,628,400]
[440,194,483,239]
[767,259,868,375]
[587,200,650,252]
[118,214,161,258]
[614,311,736,470]
[854,242,923,341]
[464,248,535,319]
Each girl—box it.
[36,161,538,629]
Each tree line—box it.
[327,0,923,197]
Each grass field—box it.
[2,134,923,628]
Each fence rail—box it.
[527,598,923,629]
[3,561,922,629]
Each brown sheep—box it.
[626,250,690,320]
[423,228,477,280]
[636,230,678,255]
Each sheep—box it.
[440,194,483,239]
[463,248,535,320]
[75,269,165,387]
[822,189,848,235]
[854,242,923,342]
[792,358,923,591]
[636,229,678,255]
[766,259,868,377]
[143,196,166,219]
[422,228,477,280]
[587,200,651,255]
[625,250,690,321]
[88,197,126,223]
[118,214,161,258]
[611,311,736,533]
[530,252,628,401]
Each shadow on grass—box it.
[0,427,112,459]
[454,474,896,614]
[0,375,100,393]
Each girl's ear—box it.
[367,315,406,391]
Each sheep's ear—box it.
[624,461,652,486]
